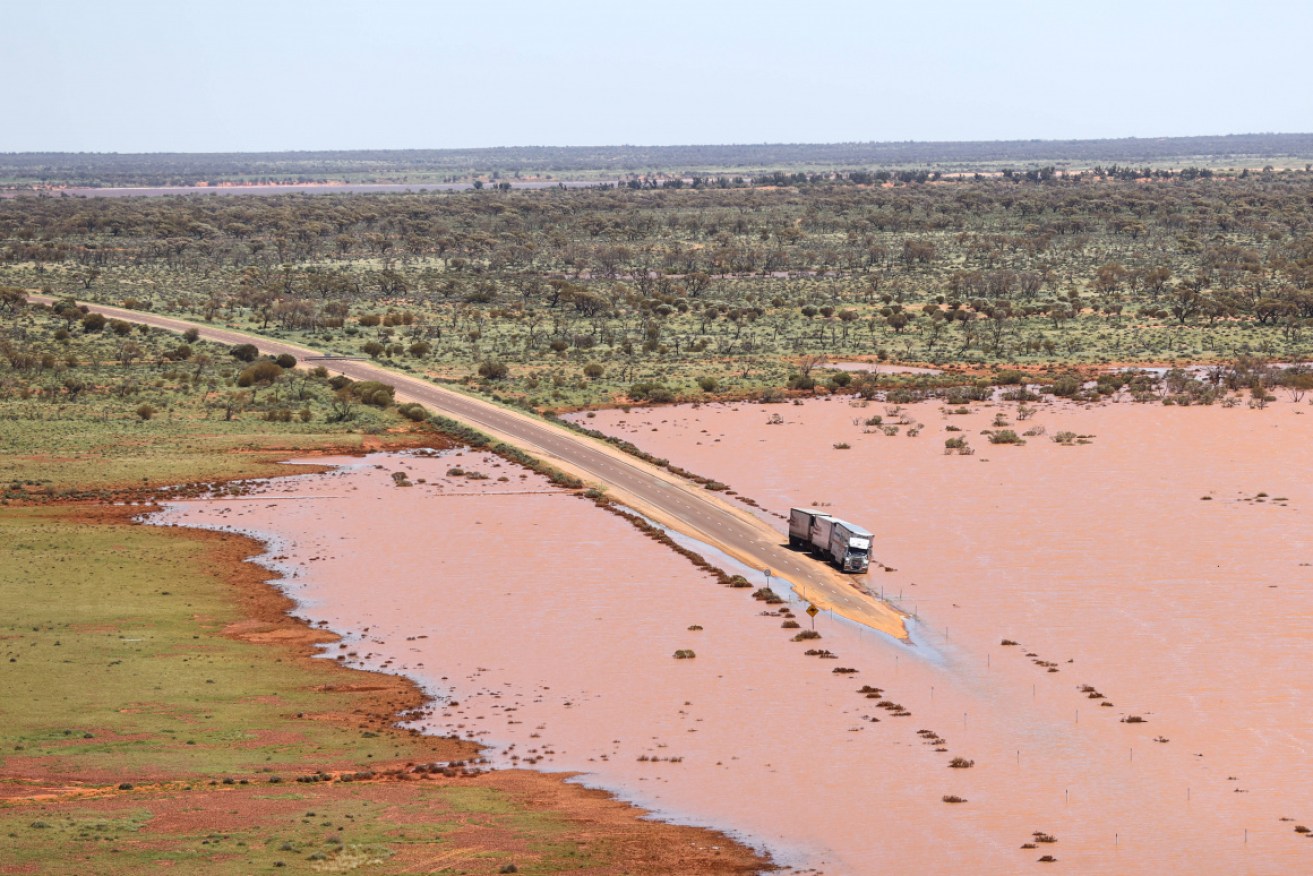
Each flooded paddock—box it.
[155,395,1313,873]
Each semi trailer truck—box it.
[788,508,873,573]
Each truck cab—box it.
[829,519,873,573]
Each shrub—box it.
[987,430,1024,445]
[397,402,427,421]
[945,384,991,404]
[886,388,925,404]
[787,373,816,391]
[583,362,606,379]
[361,340,385,358]
[229,343,259,362]
[275,353,297,369]
[81,312,107,333]
[1047,374,1082,397]
[948,757,975,768]
[696,375,718,392]
[236,360,283,387]
[629,382,675,403]
[350,380,395,407]
[135,403,156,421]
[994,369,1027,385]
[478,360,509,380]
[944,436,973,455]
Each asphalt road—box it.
[27,294,907,640]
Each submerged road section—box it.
[27,294,907,640]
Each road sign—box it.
[806,604,819,618]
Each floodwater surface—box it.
[155,396,1313,874]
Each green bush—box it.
[397,402,427,421]
[944,436,973,455]
[629,382,675,403]
[229,343,259,362]
[478,360,509,380]
[236,359,283,387]
[787,373,816,390]
[988,429,1024,445]
[350,380,395,407]
[1047,374,1083,397]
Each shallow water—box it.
[155,397,1313,873]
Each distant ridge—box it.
[4,133,1311,188]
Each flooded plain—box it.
[155,395,1313,874]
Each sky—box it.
[5,0,1311,153]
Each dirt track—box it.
[26,293,906,640]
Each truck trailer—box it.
[788,508,873,574]
[788,507,830,549]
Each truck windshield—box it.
[848,548,869,557]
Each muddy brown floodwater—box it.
[156,396,1313,874]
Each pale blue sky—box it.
[5,0,1310,152]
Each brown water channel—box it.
[154,396,1313,874]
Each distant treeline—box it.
[3,134,1312,188]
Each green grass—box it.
[0,504,433,779]
[0,420,397,494]
[0,784,607,874]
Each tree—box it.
[1167,283,1202,325]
